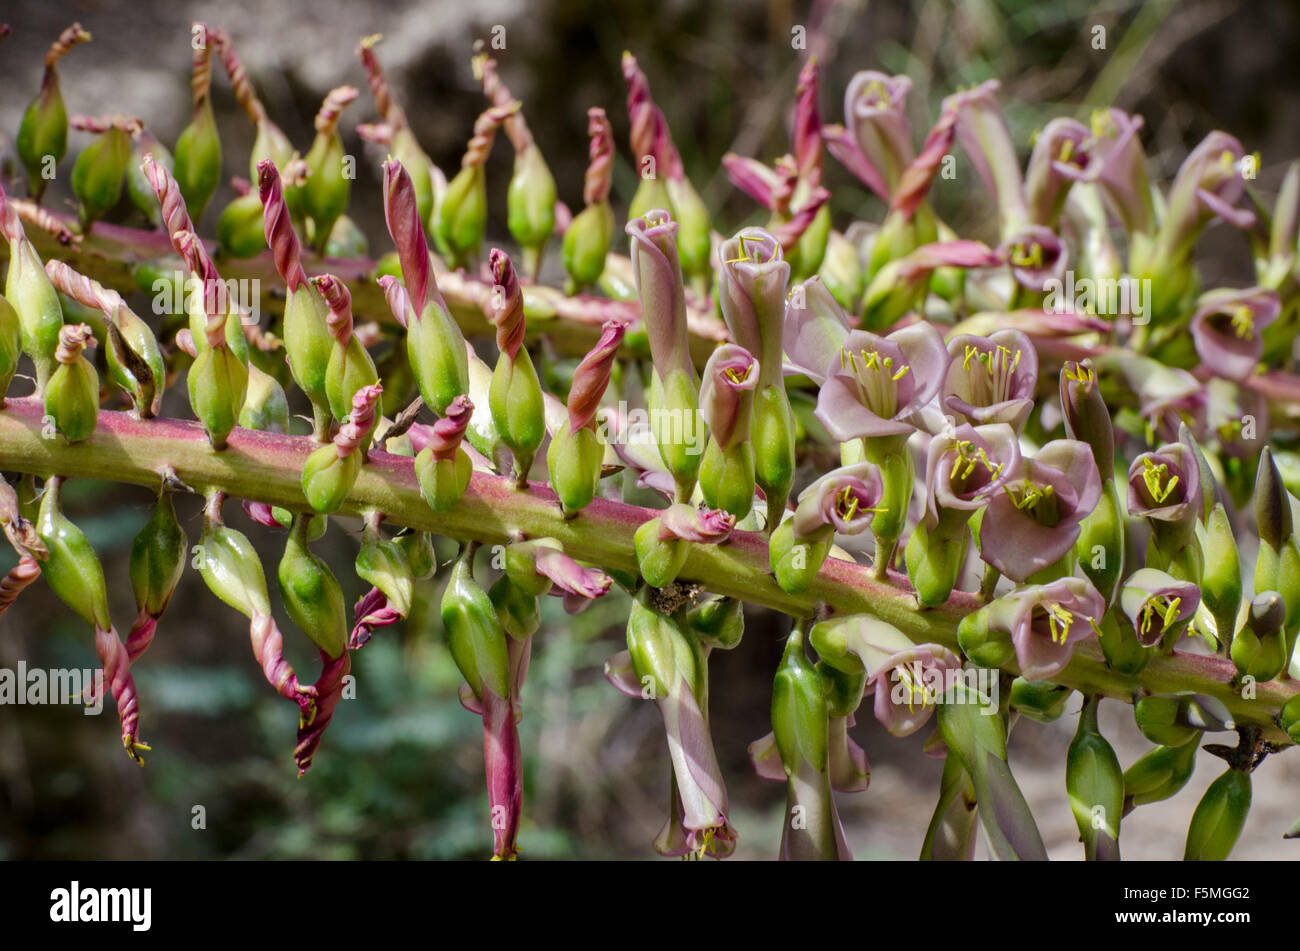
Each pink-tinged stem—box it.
[294,648,350,775]
[0,396,1292,738]
[481,688,523,859]
[94,623,147,764]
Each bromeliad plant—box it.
[4,19,1300,862]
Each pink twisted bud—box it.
[793,58,823,185]
[0,556,41,619]
[567,319,626,432]
[357,122,394,146]
[658,505,736,544]
[382,158,434,315]
[313,274,353,344]
[488,248,525,360]
[723,153,797,215]
[313,85,357,136]
[473,49,532,151]
[333,383,383,458]
[45,259,128,320]
[294,649,350,775]
[94,623,148,764]
[70,114,142,135]
[891,104,958,220]
[8,196,78,245]
[622,52,682,180]
[584,107,614,207]
[142,152,195,239]
[257,159,308,292]
[210,27,265,123]
[55,323,93,364]
[462,102,518,169]
[190,23,213,111]
[428,394,474,462]
[45,22,92,71]
[769,186,831,251]
[358,34,407,130]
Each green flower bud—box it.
[1123,735,1200,811]
[174,102,221,222]
[956,606,1015,670]
[699,440,756,521]
[1009,678,1073,723]
[301,443,361,515]
[648,367,703,499]
[17,25,91,201]
[239,364,290,433]
[634,518,688,590]
[356,528,412,618]
[391,129,435,228]
[1255,446,1292,553]
[197,515,271,618]
[753,385,797,531]
[771,628,829,776]
[187,342,248,449]
[685,596,744,651]
[325,338,379,426]
[1096,609,1151,676]
[278,514,348,659]
[395,530,435,580]
[414,447,472,513]
[129,489,187,619]
[562,202,614,295]
[787,203,832,282]
[127,130,173,226]
[905,522,968,609]
[625,590,689,700]
[44,324,99,443]
[818,230,865,316]
[104,304,164,419]
[1230,590,1288,681]
[665,176,711,286]
[5,232,64,390]
[283,282,334,425]
[1074,480,1125,604]
[489,347,545,480]
[1279,694,1300,744]
[434,165,487,269]
[489,575,539,640]
[546,420,604,515]
[0,294,20,402]
[71,122,133,226]
[249,121,294,183]
[769,518,832,596]
[507,143,557,275]
[323,215,369,259]
[302,119,352,251]
[217,190,270,259]
[1134,693,1233,747]
[1275,541,1300,656]
[1201,503,1242,643]
[1065,696,1124,861]
[402,295,470,417]
[1183,767,1251,861]
[441,548,510,701]
[36,478,111,631]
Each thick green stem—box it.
[0,396,1294,740]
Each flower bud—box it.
[507,143,557,275]
[129,488,186,622]
[1123,736,1200,812]
[1255,446,1293,560]
[685,596,744,651]
[278,513,348,659]
[634,504,735,589]
[818,230,865,315]
[1008,677,1072,723]
[187,337,248,450]
[1065,696,1124,860]
[173,32,222,220]
[315,276,380,424]
[302,86,357,251]
[0,293,20,403]
[1073,480,1125,605]
[956,606,1015,670]
[1059,360,1114,477]
[36,478,111,632]
[17,24,91,202]
[1183,766,1251,861]
[127,129,174,226]
[1095,609,1151,676]
[564,202,615,296]
[238,364,290,433]
[546,421,605,515]
[487,250,545,483]
[1279,694,1300,744]
[414,395,474,512]
[355,528,413,621]
[1134,693,1233,747]
[396,530,435,580]
[217,190,270,259]
[70,116,137,226]
[1,195,65,390]
[486,574,539,641]
[44,324,99,443]
[197,517,270,619]
[699,344,759,518]
[1201,503,1242,642]
[441,548,511,703]
[1230,590,1288,681]
[434,102,514,268]
[301,384,381,513]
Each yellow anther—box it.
[1230,305,1255,340]
[1141,457,1180,504]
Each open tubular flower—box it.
[942,330,1037,432]
[1189,287,1280,382]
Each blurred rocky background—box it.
[0,0,1298,860]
